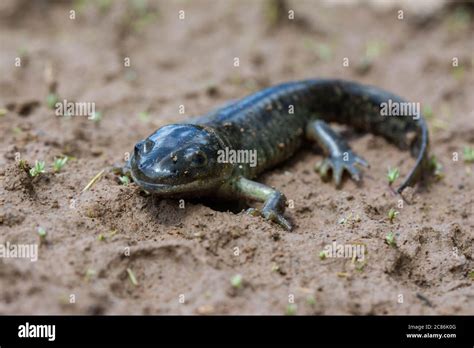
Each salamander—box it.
[127,79,430,230]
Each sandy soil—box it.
[0,0,473,315]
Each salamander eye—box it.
[143,139,155,153]
[134,139,154,156]
[191,151,207,167]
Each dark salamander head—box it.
[130,124,233,196]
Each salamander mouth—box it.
[130,172,224,195]
[130,171,186,193]
[129,159,224,196]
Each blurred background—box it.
[0,1,473,315]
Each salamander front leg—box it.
[231,177,292,231]
[306,120,369,187]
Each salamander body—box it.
[129,79,430,230]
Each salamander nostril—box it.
[134,143,141,157]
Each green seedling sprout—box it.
[119,175,130,186]
[385,232,396,247]
[29,160,46,177]
[429,155,444,180]
[97,234,106,241]
[422,105,433,119]
[132,11,158,32]
[97,0,112,12]
[355,261,366,272]
[463,146,474,163]
[446,6,470,33]
[46,93,59,109]
[317,44,332,61]
[286,304,297,315]
[388,208,399,223]
[12,126,23,135]
[365,40,383,60]
[387,167,400,186]
[231,274,243,288]
[306,295,316,306]
[452,66,465,81]
[138,111,150,122]
[53,157,68,173]
[264,0,287,27]
[319,250,327,260]
[303,39,332,61]
[74,0,88,13]
[355,40,384,74]
[84,268,96,282]
[90,111,103,122]
[338,211,360,225]
[17,47,28,58]
[37,227,47,243]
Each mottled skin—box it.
[129,79,430,230]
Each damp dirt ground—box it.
[0,0,473,314]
